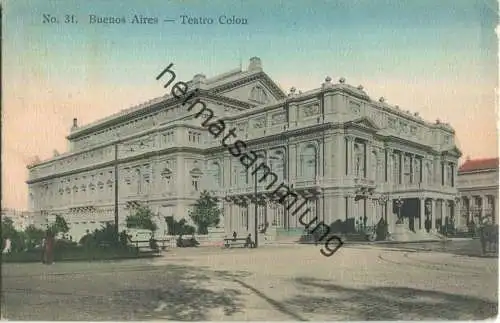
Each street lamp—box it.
[395,197,404,224]
[253,171,259,248]
[378,194,389,222]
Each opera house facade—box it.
[26,57,462,241]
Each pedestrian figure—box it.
[244,233,254,248]
[41,237,46,263]
[232,231,237,241]
[2,238,12,254]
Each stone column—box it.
[289,144,297,184]
[346,136,355,176]
[443,163,447,186]
[481,195,486,220]
[366,141,372,180]
[323,136,333,180]
[455,198,461,229]
[410,154,415,184]
[386,148,392,183]
[419,197,425,231]
[440,200,445,227]
[430,199,436,231]
[494,196,499,225]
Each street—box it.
[1,241,498,321]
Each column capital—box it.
[345,135,355,142]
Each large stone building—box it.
[457,157,499,227]
[26,57,462,241]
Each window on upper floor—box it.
[192,178,199,191]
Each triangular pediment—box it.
[211,72,286,105]
[346,117,381,131]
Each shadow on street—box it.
[2,263,251,321]
[284,277,498,320]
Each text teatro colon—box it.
[26,57,462,242]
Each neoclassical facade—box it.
[26,57,461,241]
[457,157,499,227]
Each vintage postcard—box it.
[1,0,498,321]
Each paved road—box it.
[1,242,498,321]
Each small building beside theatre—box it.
[457,157,499,227]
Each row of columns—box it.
[345,196,459,232]
[461,194,498,224]
[224,193,324,233]
[344,136,458,188]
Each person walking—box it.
[41,237,46,264]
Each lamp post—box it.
[378,194,389,222]
[114,143,119,238]
[395,197,404,224]
[254,171,259,248]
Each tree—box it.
[188,190,222,234]
[48,214,69,236]
[24,225,46,249]
[126,206,158,235]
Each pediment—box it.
[212,72,286,105]
[346,117,381,131]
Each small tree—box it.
[126,206,158,236]
[24,225,46,249]
[48,214,69,236]
[188,190,222,234]
[165,216,196,236]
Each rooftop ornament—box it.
[394,105,399,109]
[379,97,385,103]
[322,76,333,88]
[357,85,364,90]
[339,77,346,84]
[289,87,296,96]
[436,119,441,124]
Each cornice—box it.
[211,71,287,100]
[458,168,499,176]
[197,91,255,110]
[204,122,331,154]
[381,135,436,154]
[27,146,205,184]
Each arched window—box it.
[252,153,266,183]
[190,168,203,191]
[300,144,317,180]
[161,168,172,192]
[392,154,398,184]
[354,143,364,177]
[371,151,378,181]
[270,150,285,183]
